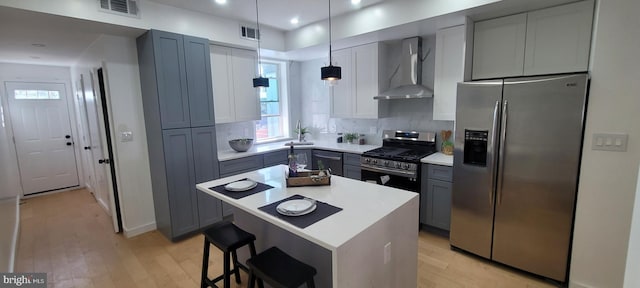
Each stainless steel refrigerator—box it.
[450,73,589,282]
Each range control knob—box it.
[365,158,371,163]
[384,161,389,167]
[372,159,378,165]
[395,162,401,168]
[403,163,410,169]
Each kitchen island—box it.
[196,165,419,288]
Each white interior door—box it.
[81,73,112,216]
[5,82,79,195]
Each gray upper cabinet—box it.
[184,36,216,127]
[472,0,594,79]
[152,31,191,129]
[472,13,527,80]
[138,30,221,241]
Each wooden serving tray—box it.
[286,170,331,187]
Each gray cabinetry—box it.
[420,164,452,231]
[343,153,362,180]
[219,155,264,178]
[263,150,288,167]
[138,30,220,241]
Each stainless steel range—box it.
[361,130,436,192]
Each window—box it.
[14,89,60,100]
[255,61,289,142]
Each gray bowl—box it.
[229,138,254,152]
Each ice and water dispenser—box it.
[463,130,489,167]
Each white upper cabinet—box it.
[472,0,594,80]
[330,48,353,119]
[433,25,466,121]
[472,13,527,80]
[523,0,594,75]
[210,45,260,124]
[330,42,386,119]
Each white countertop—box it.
[218,139,380,161]
[420,152,453,166]
[196,165,418,250]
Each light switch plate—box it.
[121,131,133,142]
[592,133,628,152]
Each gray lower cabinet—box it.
[219,155,264,178]
[343,153,362,180]
[263,150,288,167]
[420,164,453,231]
[138,29,221,241]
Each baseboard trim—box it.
[123,222,156,238]
[569,280,592,288]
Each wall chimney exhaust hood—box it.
[374,37,433,100]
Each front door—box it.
[6,82,79,195]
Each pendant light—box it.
[320,0,341,85]
[252,0,269,88]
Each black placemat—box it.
[258,194,343,229]
[209,179,274,200]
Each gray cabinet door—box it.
[219,155,264,178]
[426,179,452,231]
[184,36,216,127]
[162,128,199,237]
[263,150,288,167]
[343,165,361,180]
[152,30,191,129]
[192,126,222,227]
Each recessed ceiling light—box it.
[290,17,299,25]
[214,0,226,4]
[351,0,361,5]
[31,43,46,47]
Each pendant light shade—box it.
[252,77,269,88]
[252,0,269,88]
[321,0,341,83]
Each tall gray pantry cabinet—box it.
[137,30,222,241]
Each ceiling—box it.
[147,0,385,31]
[0,7,143,66]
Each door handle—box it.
[65,135,71,139]
[490,100,500,206]
[98,159,110,164]
[84,146,91,150]
[66,142,73,146]
[497,100,508,206]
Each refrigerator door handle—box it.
[490,100,501,206]
[497,100,508,205]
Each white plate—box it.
[277,199,315,213]
[277,203,317,217]
[224,180,257,192]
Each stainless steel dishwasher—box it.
[312,150,343,176]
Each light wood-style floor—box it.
[15,189,558,287]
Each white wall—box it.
[569,0,640,287]
[298,37,453,146]
[0,0,285,51]
[625,165,640,287]
[72,35,155,237]
[0,63,80,198]
[285,0,498,51]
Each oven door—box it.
[361,167,420,192]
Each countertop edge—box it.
[218,140,380,162]
[420,152,453,167]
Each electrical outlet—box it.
[121,131,133,142]
[384,242,391,264]
[592,133,628,152]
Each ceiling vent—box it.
[99,0,139,16]
[240,25,260,41]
